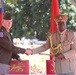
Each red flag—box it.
[46,0,60,74]
[0,0,4,26]
[50,0,60,33]
[50,0,60,60]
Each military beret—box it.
[54,14,68,22]
[3,12,11,20]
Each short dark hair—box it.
[3,12,12,20]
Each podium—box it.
[46,60,55,75]
[9,60,29,74]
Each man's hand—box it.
[56,53,65,59]
[18,57,23,61]
[25,48,33,55]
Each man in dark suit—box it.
[0,12,32,74]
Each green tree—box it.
[4,0,76,40]
[4,0,51,40]
[59,0,76,31]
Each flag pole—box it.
[0,0,4,26]
[46,0,60,74]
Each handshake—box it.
[25,48,33,55]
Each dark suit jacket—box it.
[0,26,25,65]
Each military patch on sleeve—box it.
[0,32,4,37]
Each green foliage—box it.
[59,0,76,31]
[4,0,76,40]
[4,0,50,40]
[5,0,18,4]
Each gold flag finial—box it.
[0,0,2,8]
